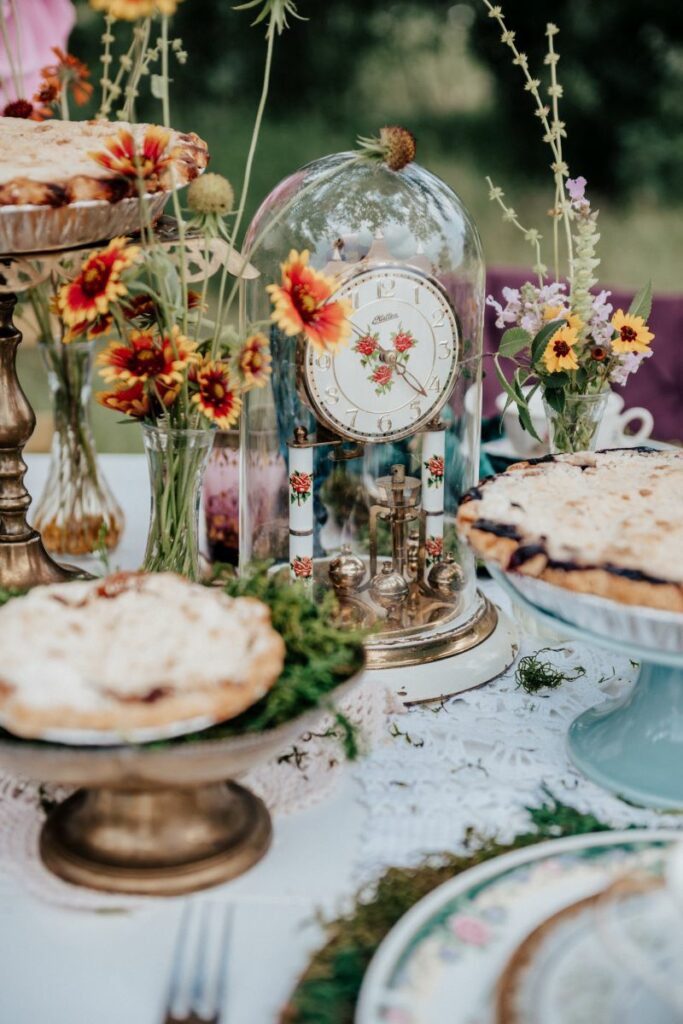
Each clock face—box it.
[302,264,459,444]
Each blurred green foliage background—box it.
[20,0,683,451]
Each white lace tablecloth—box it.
[0,455,679,1024]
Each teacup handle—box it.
[618,406,654,442]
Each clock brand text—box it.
[371,312,399,325]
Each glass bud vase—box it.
[543,391,610,454]
[203,430,240,566]
[142,424,214,580]
[33,342,124,557]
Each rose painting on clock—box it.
[301,265,460,445]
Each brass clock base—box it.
[364,594,499,670]
[0,531,86,589]
[364,599,519,704]
[40,782,272,896]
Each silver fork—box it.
[162,902,234,1024]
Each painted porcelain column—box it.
[288,427,314,583]
[421,425,445,576]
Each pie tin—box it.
[498,571,683,656]
[0,191,170,256]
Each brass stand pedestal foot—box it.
[0,532,84,587]
[40,782,273,896]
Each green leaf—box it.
[493,355,520,416]
[548,370,569,387]
[575,367,588,388]
[499,327,531,358]
[628,281,653,322]
[513,371,541,441]
[543,387,565,414]
[531,318,566,368]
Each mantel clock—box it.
[240,152,516,698]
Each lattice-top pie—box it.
[457,448,683,612]
[0,116,208,206]
[0,572,285,737]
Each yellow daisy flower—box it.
[543,305,583,334]
[543,325,580,373]
[611,310,655,354]
[89,0,181,19]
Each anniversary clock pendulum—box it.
[240,150,517,701]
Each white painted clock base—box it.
[361,605,518,705]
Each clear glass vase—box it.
[543,391,610,454]
[33,342,124,557]
[203,426,288,567]
[142,424,214,580]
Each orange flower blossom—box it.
[192,360,242,429]
[57,238,140,328]
[96,380,150,419]
[40,48,93,108]
[239,333,272,389]
[97,327,198,386]
[266,249,352,353]
[89,126,174,190]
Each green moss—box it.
[280,796,611,1023]
[515,647,586,694]
[183,570,366,751]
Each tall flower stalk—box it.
[479,3,656,453]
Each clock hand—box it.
[394,361,428,398]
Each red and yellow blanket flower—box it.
[191,359,242,429]
[611,310,655,354]
[39,48,93,108]
[543,325,580,373]
[90,126,174,190]
[56,238,140,328]
[89,0,182,20]
[97,326,198,386]
[96,380,150,419]
[267,249,352,353]
[239,333,272,390]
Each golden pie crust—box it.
[0,572,285,738]
[0,117,208,207]
[457,448,683,613]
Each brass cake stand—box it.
[0,673,359,896]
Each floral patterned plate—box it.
[495,874,683,1023]
[355,831,681,1024]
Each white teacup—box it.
[495,388,548,456]
[596,391,654,448]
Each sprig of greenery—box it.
[515,647,586,693]
[173,568,367,753]
[281,794,611,1024]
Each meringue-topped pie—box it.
[0,572,285,739]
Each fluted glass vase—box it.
[33,342,124,557]
[543,391,610,454]
[142,424,214,580]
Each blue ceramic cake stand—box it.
[491,568,683,812]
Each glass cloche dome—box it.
[239,150,515,682]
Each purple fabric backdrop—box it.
[484,267,683,443]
